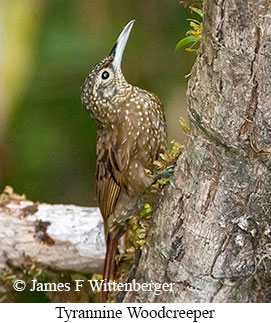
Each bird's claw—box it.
[153,165,178,189]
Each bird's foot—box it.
[152,165,179,189]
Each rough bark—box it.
[0,197,105,273]
[124,0,271,302]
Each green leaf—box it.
[175,35,197,51]
[144,203,152,213]
[190,7,202,17]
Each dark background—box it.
[0,0,195,206]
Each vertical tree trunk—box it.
[123,0,271,302]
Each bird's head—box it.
[81,20,135,111]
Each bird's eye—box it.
[101,71,110,80]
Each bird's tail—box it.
[100,238,119,302]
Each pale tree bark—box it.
[123,0,271,302]
[0,191,105,273]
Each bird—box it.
[81,20,167,302]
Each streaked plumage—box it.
[81,20,167,302]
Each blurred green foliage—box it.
[1,0,194,206]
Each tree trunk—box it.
[123,0,271,302]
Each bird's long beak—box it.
[110,20,135,70]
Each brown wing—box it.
[96,133,130,233]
